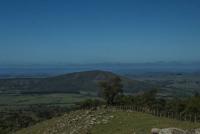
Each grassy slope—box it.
[15,109,111,134]
[16,110,200,134]
[92,111,200,134]
[15,116,61,134]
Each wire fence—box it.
[80,105,200,123]
[102,105,200,123]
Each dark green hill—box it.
[0,70,156,94]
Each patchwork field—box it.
[0,93,97,109]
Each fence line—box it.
[98,105,200,123]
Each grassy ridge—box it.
[92,111,200,134]
[16,110,200,134]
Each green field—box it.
[0,93,97,109]
[15,110,200,134]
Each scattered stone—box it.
[151,128,161,134]
[109,115,114,118]
[159,128,186,134]
[151,128,200,134]
[40,109,113,134]
[186,129,200,134]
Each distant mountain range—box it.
[0,70,156,95]
[1,62,200,77]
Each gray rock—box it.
[159,128,186,134]
[195,129,200,134]
[151,128,160,134]
[186,129,200,134]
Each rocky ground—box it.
[15,109,114,134]
[152,128,200,134]
[16,108,200,134]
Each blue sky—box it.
[0,0,200,65]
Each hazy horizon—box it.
[1,62,200,76]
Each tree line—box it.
[0,105,70,134]
[78,76,200,122]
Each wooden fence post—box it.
[194,114,197,123]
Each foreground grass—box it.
[91,111,200,134]
[15,109,200,134]
[15,116,61,134]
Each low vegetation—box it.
[0,105,70,134]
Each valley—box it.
[1,70,200,134]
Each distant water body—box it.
[0,64,200,77]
